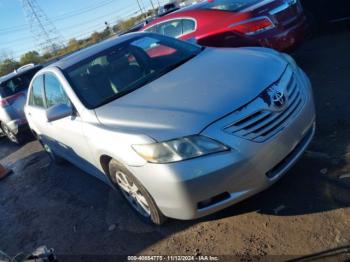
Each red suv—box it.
[142,0,308,51]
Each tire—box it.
[0,122,25,145]
[0,128,5,138]
[108,159,166,225]
[37,138,66,165]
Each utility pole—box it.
[20,0,64,54]
[148,0,156,16]
[136,0,146,19]
[149,0,155,11]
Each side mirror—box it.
[46,103,73,122]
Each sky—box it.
[0,0,167,60]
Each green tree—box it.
[0,59,20,76]
[19,51,43,65]
[67,38,80,52]
[90,32,102,44]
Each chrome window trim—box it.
[143,17,197,38]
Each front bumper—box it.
[129,68,315,220]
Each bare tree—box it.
[0,49,14,62]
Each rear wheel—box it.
[0,123,24,144]
[108,159,166,225]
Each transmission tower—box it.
[20,0,64,54]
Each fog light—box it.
[197,192,230,209]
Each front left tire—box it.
[37,137,66,165]
[108,159,166,225]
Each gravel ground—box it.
[0,31,350,261]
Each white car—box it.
[25,33,315,225]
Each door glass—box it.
[158,20,183,38]
[182,19,195,34]
[29,75,45,108]
[144,25,159,33]
[44,73,70,108]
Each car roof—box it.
[48,33,145,70]
[142,2,209,29]
[0,64,42,85]
[175,1,208,12]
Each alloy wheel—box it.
[2,124,18,143]
[114,170,151,218]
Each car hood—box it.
[95,47,287,141]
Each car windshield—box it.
[0,68,40,98]
[65,34,202,109]
[200,0,260,12]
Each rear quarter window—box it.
[0,67,41,98]
[182,19,196,34]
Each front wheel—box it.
[108,159,166,225]
[37,138,66,165]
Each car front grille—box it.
[224,67,305,143]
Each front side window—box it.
[44,73,70,108]
[144,25,159,33]
[29,75,45,108]
[65,35,202,109]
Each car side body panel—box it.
[142,0,308,51]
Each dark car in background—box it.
[157,1,180,17]
[0,63,42,144]
[301,0,350,26]
[142,0,309,51]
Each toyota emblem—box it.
[267,86,287,110]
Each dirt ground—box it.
[1,31,350,261]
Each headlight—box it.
[132,135,230,163]
[281,53,297,70]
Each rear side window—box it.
[29,75,45,108]
[0,67,41,98]
[44,73,70,108]
[158,19,183,38]
[146,19,196,38]
[182,19,195,34]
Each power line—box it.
[20,0,64,53]
[0,0,141,35]
[9,9,140,58]
[0,0,118,33]
[1,4,140,46]
[3,1,158,59]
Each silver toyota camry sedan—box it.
[25,33,315,225]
